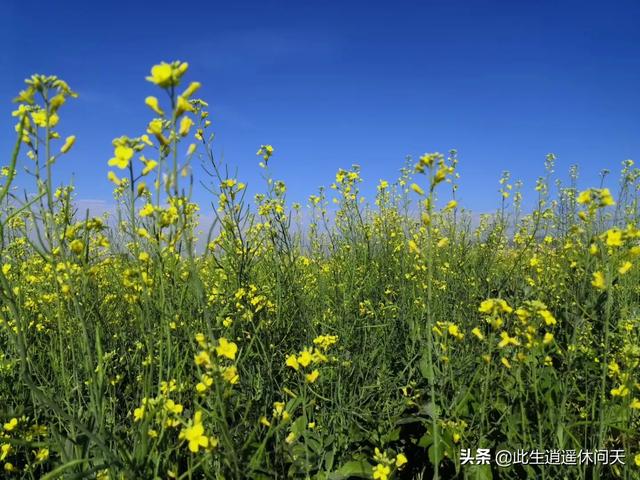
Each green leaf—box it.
[464,463,493,480]
[419,353,434,381]
[327,460,372,480]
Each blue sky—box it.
[2,0,639,213]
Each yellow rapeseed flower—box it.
[182,81,202,99]
[619,261,632,275]
[179,411,209,453]
[107,171,122,185]
[306,369,320,383]
[3,418,18,432]
[286,354,299,371]
[146,61,188,87]
[60,135,76,153]
[591,271,606,290]
[215,337,238,360]
[605,228,623,247]
[222,366,239,384]
[498,331,520,348]
[194,351,211,367]
[395,453,408,468]
[108,145,134,170]
[179,116,194,136]
[145,96,164,116]
[471,327,484,340]
[297,348,313,367]
[372,464,391,480]
[410,183,424,196]
[139,204,155,217]
[539,309,556,326]
[577,190,592,204]
[611,385,629,397]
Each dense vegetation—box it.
[1,62,639,479]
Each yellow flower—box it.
[146,61,188,87]
[196,373,213,394]
[447,323,464,340]
[222,366,239,384]
[273,401,286,417]
[260,416,271,427]
[108,145,134,169]
[179,116,194,136]
[147,119,164,135]
[139,204,155,217]
[577,190,592,204]
[306,369,320,383]
[35,448,49,462]
[69,239,84,255]
[165,399,183,415]
[182,81,202,99]
[32,109,59,128]
[619,261,632,275]
[133,406,145,422]
[635,453,640,467]
[313,335,339,350]
[443,199,457,211]
[60,135,76,153]
[145,96,164,116]
[3,418,18,432]
[542,332,553,345]
[147,119,169,145]
[141,159,158,176]
[107,171,122,186]
[179,411,209,453]
[437,237,449,248]
[539,309,556,326]
[611,385,629,397]
[395,453,408,468]
[408,239,420,254]
[591,271,606,290]
[257,144,274,160]
[471,327,484,340]
[605,228,623,247]
[498,331,520,348]
[286,354,299,371]
[215,337,238,360]
[410,183,424,196]
[1,444,12,461]
[608,361,621,377]
[194,351,211,367]
[372,464,391,480]
[629,398,640,409]
[501,357,512,369]
[176,96,194,117]
[599,188,615,206]
[297,348,313,367]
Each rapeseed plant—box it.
[0,61,638,479]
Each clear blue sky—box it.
[2,0,639,213]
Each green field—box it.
[1,62,639,479]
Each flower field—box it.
[1,61,639,479]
